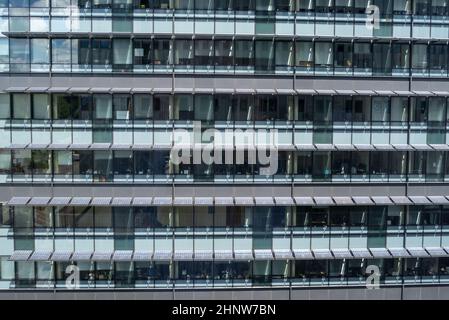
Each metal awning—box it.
[89,87,111,93]
[91,251,113,261]
[28,143,49,149]
[293,249,314,259]
[316,89,336,95]
[390,196,412,205]
[393,144,414,151]
[194,197,214,206]
[174,250,194,260]
[355,90,375,95]
[7,197,30,205]
[214,250,233,261]
[214,88,235,94]
[254,249,274,260]
[90,197,112,206]
[234,197,254,206]
[173,197,193,206]
[153,250,173,261]
[48,87,69,93]
[111,197,132,206]
[407,247,429,258]
[394,90,415,96]
[314,197,334,206]
[350,248,371,258]
[313,249,333,259]
[295,144,315,150]
[29,251,52,261]
[430,144,449,151]
[375,90,395,96]
[336,89,356,95]
[26,87,48,93]
[315,144,335,150]
[173,87,192,94]
[411,144,433,150]
[51,251,73,261]
[194,250,213,260]
[9,250,32,261]
[132,197,152,206]
[335,144,356,151]
[214,197,234,206]
[333,197,354,206]
[388,247,410,257]
[352,197,374,205]
[68,87,90,93]
[275,197,295,206]
[354,144,375,151]
[273,249,293,260]
[110,88,131,93]
[294,197,314,206]
[425,247,447,257]
[331,248,353,259]
[28,197,51,206]
[131,88,152,93]
[409,196,431,205]
[256,88,276,95]
[49,197,71,206]
[89,143,111,150]
[110,144,132,150]
[234,88,255,94]
[432,91,449,96]
[254,197,274,206]
[374,144,394,151]
[50,143,70,149]
[371,196,393,205]
[296,89,316,95]
[153,197,173,206]
[369,248,391,258]
[428,196,449,205]
[234,250,254,260]
[6,86,29,92]
[132,251,153,261]
[112,250,133,261]
[412,90,433,96]
[70,197,92,206]
[71,251,93,261]
[276,89,296,95]
[68,144,90,150]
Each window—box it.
[113,94,131,120]
[414,0,430,15]
[32,150,51,176]
[195,0,214,11]
[0,150,11,179]
[32,94,50,120]
[31,39,49,68]
[275,41,294,70]
[95,207,112,229]
[134,151,152,176]
[235,40,254,68]
[113,150,133,176]
[10,38,30,72]
[12,94,30,119]
[214,95,233,121]
[195,95,214,121]
[133,39,152,66]
[392,43,409,70]
[153,39,172,65]
[429,44,447,71]
[12,150,32,176]
[313,152,331,180]
[133,94,152,119]
[215,40,233,67]
[334,42,352,69]
[373,43,392,75]
[91,39,111,65]
[315,42,333,68]
[255,41,274,72]
[93,151,113,182]
[34,207,52,228]
[153,95,170,120]
[296,41,314,68]
[431,0,448,16]
[113,39,132,71]
[174,40,194,66]
[353,43,372,70]
[195,40,214,67]
[412,44,428,71]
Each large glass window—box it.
[12,94,31,119]
[235,40,254,70]
[10,38,30,72]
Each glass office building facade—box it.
[3,0,449,299]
